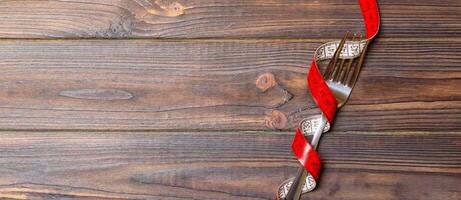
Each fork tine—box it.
[329,33,349,80]
[347,34,371,87]
[334,33,354,82]
[324,32,349,80]
[340,33,358,84]
[333,57,346,82]
[330,33,350,80]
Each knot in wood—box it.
[265,110,288,129]
[256,73,276,92]
[157,1,185,16]
[170,2,185,14]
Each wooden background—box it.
[0,0,459,199]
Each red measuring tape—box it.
[277,0,380,199]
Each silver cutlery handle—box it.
[311,115,328,149]
[285,115,328,200]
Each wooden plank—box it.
[0,131,459,199]
[0,39,460,131]
[0,0,459,38]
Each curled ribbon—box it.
[277,0,380,199]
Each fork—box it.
[285,32,371,200]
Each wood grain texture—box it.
[0,39,460,131]
[0,131,459,200]
[0,0,459,38]
[0,0,459,199]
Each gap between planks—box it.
[0,37,460,43]
[0,130,459,136]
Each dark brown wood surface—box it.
[0,0,460,199]
[0,131,459,200]
[0,39,460,131]
[0,0,459,39]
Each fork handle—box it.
[285,165,308,200]
[311,115,328,150]
[285,115,328,200]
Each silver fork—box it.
[285,32,371,200]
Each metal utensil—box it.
[285,32,370,200]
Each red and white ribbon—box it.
[276,0,380,199]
